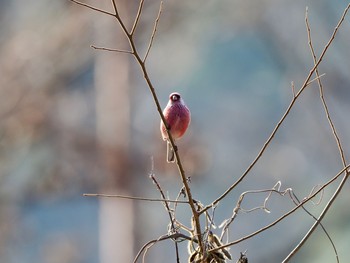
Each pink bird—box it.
[160,92,191,163]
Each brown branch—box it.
[306,73,326,86]
[200,1,350,216]
[70,0,115,17]
[83,193,188,203]
[73,0,205,256]
[143,1,163,63]
[290,81,296,98]
[130,0,145,35]
[307,184,324,206]
[90,45,133,54]
[111,0,131,38]
[110,0,119,17]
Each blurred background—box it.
[1,0,350,262]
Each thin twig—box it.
[90,45,133,54]
[283,174,348,263]
[290,191,339,263]
[130,0,145,35]
[238,188,288,214]
[70,0,115,17]
[200,1,350,216]
[307,184,324,206]
[220,183,292,240]
[133,233,193,263]
[110,0,131,38]
[149,167,180,263]
[110,0,119,17]
[173,186,186,214]
[83,193,188,203]
[306,73,326,86]
[143,1,163,62]
[290,81,296,98]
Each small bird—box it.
[160,92,191,163]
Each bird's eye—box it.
[171,94,180,101]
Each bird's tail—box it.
[167,140,175,163]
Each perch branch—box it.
[69,0,205,256]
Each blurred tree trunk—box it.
[94,1,133,262]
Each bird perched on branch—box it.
[160,92,191,163]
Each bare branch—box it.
[70,0,115,17]
[83,193,188,203]
[110,0,132,39]
[306,73,326,86]
[143,1,163,62]
[90,45,133,54]
[290,81,296,98]
[130,0,145,35]
[307,185,324,206]
[110,0,119,16]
